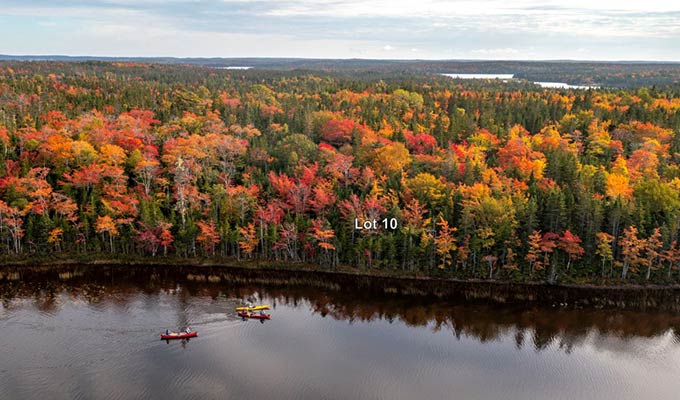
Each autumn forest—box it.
[1,61,680,284]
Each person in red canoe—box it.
[166,329,170,336]
[185,327,191,334]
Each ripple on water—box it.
[2,279,680,400]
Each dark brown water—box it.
[2,266,680,400]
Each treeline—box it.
[2,58,680,87]
[1,61,680,283]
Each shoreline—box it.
[3,257,680,311]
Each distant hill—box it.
[2,55,680,87]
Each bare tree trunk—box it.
[622,262,628,279]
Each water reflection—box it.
[2,266,679,353]
[1,265,680,400]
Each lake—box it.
[441,73,514,79]
[441,73,599,89]
[533,81,600,89]
[2,265,680,400]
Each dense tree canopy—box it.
[1,61,680,283]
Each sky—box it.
[1,0,679,61]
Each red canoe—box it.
[160,331,198,340]
[238,311,271,320]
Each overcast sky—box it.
[1,0,679,60]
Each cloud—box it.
[471,48,520,55]
[0,0,679,60]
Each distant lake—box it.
[534,81,599,89]
[215,66,253,70]
[441,73,599,89]
[442,73,514,79]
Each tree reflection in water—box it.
[2,264,680,356]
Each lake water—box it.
[441,73,599,89]
[442,73,514,79]
[215,66,253,70]
[533,81,600,89]
[2,266,680,400]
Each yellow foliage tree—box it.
[373,142,411,176]
[434,216,457,269]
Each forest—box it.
[3,56,680,87]
[1,61,680,284]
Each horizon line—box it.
[1,54,680,64]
